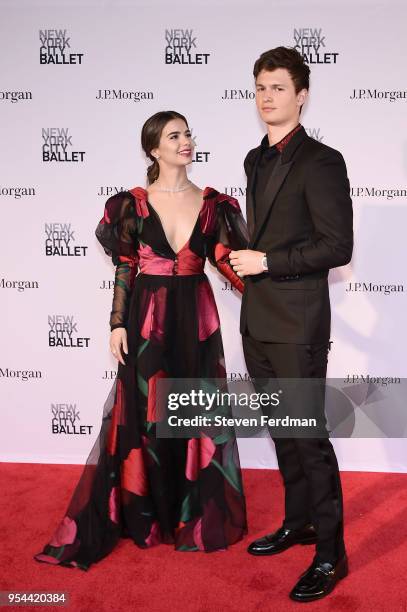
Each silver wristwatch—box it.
[261,254,268,271]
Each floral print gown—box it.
[34,186,249,570]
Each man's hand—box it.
[229,250,265,277]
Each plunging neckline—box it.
[142,186,208,256]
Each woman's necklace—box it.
[152,180,192,193]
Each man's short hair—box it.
[253,46,310,92]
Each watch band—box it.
[262,254,268,271]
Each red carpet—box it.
[1,464,407,611]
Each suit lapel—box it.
[248,126,308,248]
[249,157,292,247]
[246,147,261,237]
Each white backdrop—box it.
[1,0,406,471]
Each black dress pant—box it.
[242,334,345,563]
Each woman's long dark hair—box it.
[141,111,189,185]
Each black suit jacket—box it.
[240,126,353,343]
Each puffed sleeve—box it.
[206,191,249,294]
[95,191,139,331]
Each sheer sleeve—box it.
[95,191,139,331]
[207,193,249,294]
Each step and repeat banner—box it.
[1,0,406,471]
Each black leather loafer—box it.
[289,554,348,602]
[247,524,317,556]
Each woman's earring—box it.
[155,154,160,160]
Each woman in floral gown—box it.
[34,111,248,570]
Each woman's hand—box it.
[109,328,128,365]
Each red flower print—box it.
[200,435,216,469]
[121,447,148,496]
[197,281,220,340]
[147,370,168,422]
[107,379,124,456]
[140,285,167,341]
[186,439,199,481]
[49,516,77,547]
[108,486,121,524]
[193,518,205,550]
[185,435,216,481]
[145,520,161,546]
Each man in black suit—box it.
[230,46,353,602]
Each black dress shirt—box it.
[253,123,302,220]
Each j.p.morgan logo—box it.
[0,367,42,381]
[0,186,35,198]
[45,223,88,256]
[39,29,84,64]
[221,89,255,100]
[98,186,128,197]
[102,370,117,380]
[293,28,339,64]
[48,315,90,348]
[227,372,252,382]
[351,186,407,200]
[346,282,404,295]
[1,278,39,291]
[224,186,247,198]
[42,128,85,162]
[165,29,210,64]
[100,279,115,290]
[96,88,154,102]
[344,374,400,386]
[51,403,93,435]
[350,89,407,102]
[0,90,33,103]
